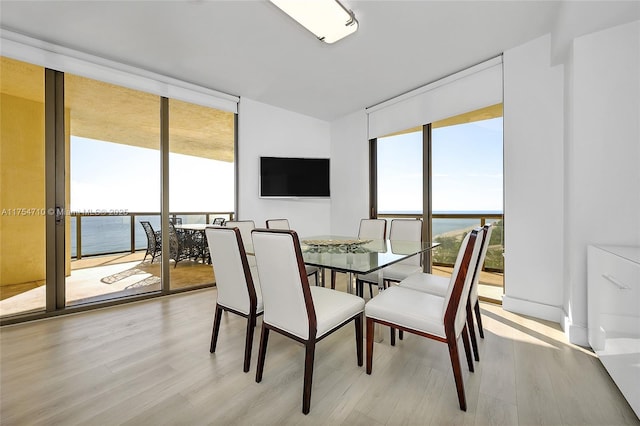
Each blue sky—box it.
[70,137,234,212]
[71,116,502,213]
[377,117,503,213]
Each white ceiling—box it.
[0,1,637,121]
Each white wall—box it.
[502,35,566,323]
[330,110,369,235]
[237,97,331,235]
[501,22,640,346]
[565,20,640,344]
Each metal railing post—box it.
[130,214,135,253]
[76,214,82,260]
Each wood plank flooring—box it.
[1,280,638,425]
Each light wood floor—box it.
[1,280,637,425]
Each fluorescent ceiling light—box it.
[270,0,358,44]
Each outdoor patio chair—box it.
[211,217,226,226]
[140,221,161,263]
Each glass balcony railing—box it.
[70,211,235,259]
[378,212,504,272]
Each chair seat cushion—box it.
[365,286,446,338]
[398,272,450,297]
[358,263,422,284]
[381,263,422,282]
[310,287,364,338]
[305,265,319,276]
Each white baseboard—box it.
[502,295,564,325]
[502,296,590,347]
[564,316,589,347]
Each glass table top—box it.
[300,235,439,275]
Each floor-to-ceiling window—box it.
[64,74,162,305]
[431,106,504,301]
[0,55,237,323]
[0,57,47,316]
[374,105,504,302]
[168,98,235,290]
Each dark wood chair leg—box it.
[302,339,316,414]
[331,270,336,289]
[399,330,404,340]
[461,325,474,373]
[474,301,484,338]
[243,313,256,373]
[255,325,269,383]
[355,314,363,366]
[390,327,396,346]
[368,283,374,299]
[366,317,375,374]
[466,302,479,361]
[355,279,362,297]
[210,304,223,353]
[447,336,467,411]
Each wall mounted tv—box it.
[260,156,330,198]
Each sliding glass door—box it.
[64,74,162,306]
[1,56,237,323]
[167,99,235,290]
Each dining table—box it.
[175,223,210,263]
[299,235,440,295]
[299,235,439,342]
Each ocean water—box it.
[71,212,501,258]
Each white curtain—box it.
[0,29,239,113]
[366,56,503,139]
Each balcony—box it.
[0,211,234,318]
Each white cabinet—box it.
[588,245,640,417]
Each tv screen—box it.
[260,157,330,198]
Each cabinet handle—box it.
[602,274,632,290]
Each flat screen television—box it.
[260,156,330,198]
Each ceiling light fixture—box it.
[269,0,358,44]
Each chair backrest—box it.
[170,217,183,225]
[442,228,484,338]
[358,219,386,240]
[469,223,494,305]
[225,220,256,252]
[206,226,257,315]
[211,217,226,226]
[266,219,290,230]
[389,219,423,266]
[140,221,157,244]
[167,221,181,260]
[251,229,316,340]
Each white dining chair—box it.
[265,218,320,285]
[265,218,289,229]
[356,218,422,297]
[331,218,387,290]
[365,228,483,411]
[226,220,256,266]
[205,226,263,373]
[251,229,365,415]
[398,223,493,361]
